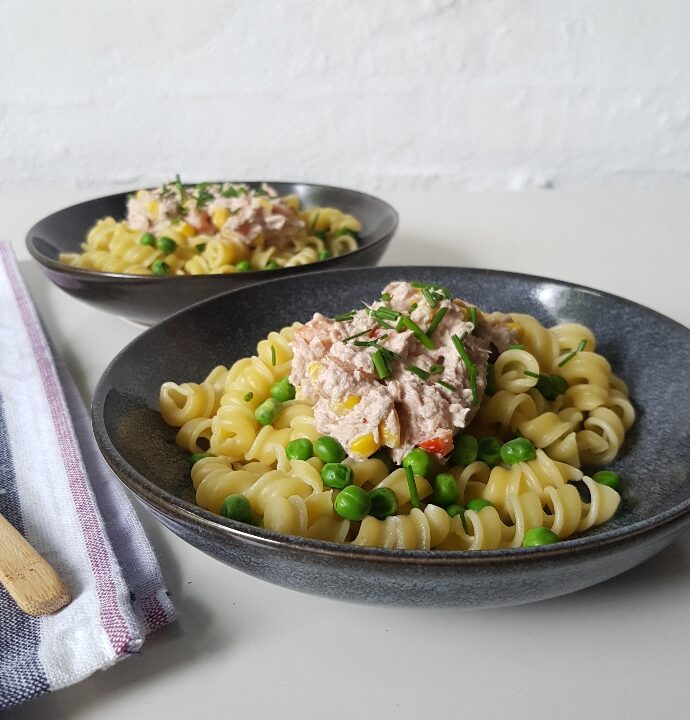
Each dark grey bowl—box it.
[26,182,398,325]
[92,267,690,607]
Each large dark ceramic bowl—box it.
[26,182,398,325]
[92,267,690,607]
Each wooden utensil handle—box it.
[0,513,71,616]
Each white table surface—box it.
[3,190,690,720]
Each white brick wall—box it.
[1,0,688,191]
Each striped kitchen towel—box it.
[0,242,175,710]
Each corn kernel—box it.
[330,395,361,413]
[350,433,381,457]
[307,362,324,381]
[180,222,197,238]
[135,190,146,200]
[146,200,159,217]
[212,208,229,230]
[380,421,399,448]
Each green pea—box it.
[432,473,459,506]
[522,526,560,547]
[477,437,501,465]
[286,438,313,461]
[500,437,537,465]
[254,397,283,426]
[236,260,252,272]
[333,484,371,521]
[446,504,465,518]
[219,494,258,525]
[592,470,621,491]
[450,434,478,466]
[402,448,433,478]
[550,375,569,396]
[189,452,215,465]
[151,260,171,275]
[465,498,493,512]
[318,249,332,261]
[139,232,156,246]
[369,487,399,519]
[156,236,177,254]
[265,260,280,270]
[313,436,346,464]
[536,373,568,401]
[321,463,353,489]
[270,377,296,402]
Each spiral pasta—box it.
[160,304,634,551]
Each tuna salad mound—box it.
[159,278,634,551]
[59,177,362,276]
[290,281,516,463]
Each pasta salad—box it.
[159,281,634,550]
[59,178,361,275]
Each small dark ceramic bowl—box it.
[26,182,398,325]
[92,267,690,607]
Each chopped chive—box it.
[429,364,444,374]
[395,315,406,332]
[409,302,418,311]
[426,306,448,336]
[310,212,320,231]
[459,330,468,343]
[437,380,457,392]
[558,350,577,367]
[407,365,430,380]
[508,343,525,350]
[376,318,393,329]
[405,464,421,508]
[421,287,438,308]
[335,310,356,322]
[370,307,400,321]
[354,340,380,347]
[469,306,478,331]
[372,349,390,380]
[244,392,254,402]
[558,339,588,367]
[411,281,451,298]
[270,345,277,366]
[402,316,435,350]
[381,292,391,301]
[523,370,540,378]
[379,347,400,361]
[451,334,479,404]
[342,329,372,343]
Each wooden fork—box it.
[0,513,71,615]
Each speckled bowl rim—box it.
[26,180,399,280]
[92,266,690,566]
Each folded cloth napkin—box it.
[0,242,175,710]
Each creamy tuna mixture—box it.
[127,179,305,249]
[289,281,516,462]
